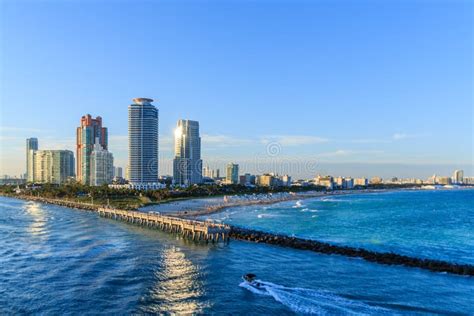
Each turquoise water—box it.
[1,194,473,314]
[206,189,474,265]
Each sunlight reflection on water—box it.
[140,246,208,314]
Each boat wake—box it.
[240,280,391,315]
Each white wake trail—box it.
[240,280,392,315]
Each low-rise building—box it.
[437,177,452,185]
[344,178,354,189]
[314,175,334,190]
[354,178,368,187]
[370,177,383,185]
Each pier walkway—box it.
[98,207,231,242]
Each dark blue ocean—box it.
[1,190,473,315]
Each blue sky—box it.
[1,0,473,179]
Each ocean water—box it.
[206,189,474,265]
[1,195,473,315]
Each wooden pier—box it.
[98,208,231,242]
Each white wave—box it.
[257,213,278,219]
[292,200,305,208]
[240,280,390,315]
[301,208,319,213]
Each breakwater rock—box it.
[230,227,474,276]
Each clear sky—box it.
[1,0,473,179]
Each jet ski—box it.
[242,274,264,289]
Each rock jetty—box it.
[230,227,474,276]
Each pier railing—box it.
[98,207,231,242]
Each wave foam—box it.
[240,280,390,315]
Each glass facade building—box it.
[173,120,202,186]
[128,98,159,184]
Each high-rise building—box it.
[90,143,114,186]
[226,163,239,184]
[33,150,75,184]
[453,170,464,184]
[76,114,108,185]
[26,138,38,182]
[114,167,123,178]
[128,98,159,185]
[173,120,202,186]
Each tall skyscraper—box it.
[33,150,75,184]
[76,114,108,185]
[128,98,159,185]
[173,120,202,186]
[26,138,38,182]
[453,170,464,184]
[226,163,239,184]
[90,143,114,186]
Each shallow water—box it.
[1,196,473,314]
[205,189,474,264]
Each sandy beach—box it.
[139,190,379,218]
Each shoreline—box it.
[158,188,396,218]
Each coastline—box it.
[0,188,414,218]
[143,188,395,218]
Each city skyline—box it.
[1,1,473,178]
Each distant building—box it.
[226,163,239,184]
[314,175,334,190]
[109,183,165,191]
[173,120,202,186]
[33,150,75,184]
[76,114,108,185]
[114,167,123,178]
[334,176,344,188]
[280,175,292,186]
[203,165,213,178]
[437,177,452,185]
[257,174,291,187]
[128,98,159,186]
[239,173,256,186]
[344,178,354,189]
[26,138,38,182]
[203,165,220,179]
[0,175,26,186]
[464,177,474,185]
[90,143,114,186]
[370,177,383,185]
[453,170,464,184]
[354,178,368,187]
